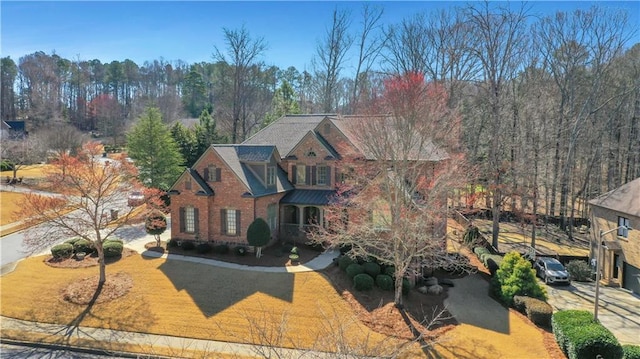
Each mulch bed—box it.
[60,272,133,305]
[145,241,322,267]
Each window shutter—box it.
[326,166,332,186]
[236,210,241,236]
[221,209,226,235]
[291,165,297,184]
[203,168,209,181]
[306,166,311,185]
[215,168,221,182]
[194,208,200,233]
[311,166,317,185]
[179,208,185,232]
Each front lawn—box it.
[0,254,406,356]
[0,191,26,226]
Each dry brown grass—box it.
[0,254,400,355]
[0,191,26,226]
[1,164,53,179]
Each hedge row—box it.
[552,310,623,359]
[513,295,553,328]
[337,255,398,293]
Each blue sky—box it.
[2,1,638,72]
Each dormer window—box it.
[267,166,276,186]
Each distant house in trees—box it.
[169,114,447,247]
[1,120,27,139]
[589,177,640,295]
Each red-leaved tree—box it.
[310,73,472,306]
[16,141,164,284]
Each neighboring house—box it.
[589,177,640,295]
[169,114,447,247]
[1,120,27,140]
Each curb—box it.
[0,337,170,359]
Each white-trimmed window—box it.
[267,204,277,230]
[185,207,195,233]
[296,165,306,184]
[317,166,327,185]
[618,216,630,238]
[208,165,217,181]
[267,166,276,186]
[227,210,237,235]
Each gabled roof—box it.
[169,168,214,195]
[589,177,640,218]
[213,145,293,198]
[243,114,334,158]
[281,189,337,206]
[287,130,340,160]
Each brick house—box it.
[589,177,640,295]
[169,114,447,247]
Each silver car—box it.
[534,257,571,285]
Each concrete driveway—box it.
[544,281,640,345]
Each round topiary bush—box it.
[346,263,365,279]
[353,273,374,291]
[181,241,196,251]
[167,239,179,248]
[51,243,74,259]
[362,262,381,277]
[196,243,212,254]
[65,237,81,246]
[338,255,355,271]
[72,239,94,254]
[103,241,123,258]
[402,277,411,295]
[385,266,396,277]
[375,274,394,291]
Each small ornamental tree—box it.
[493,252,547,306]
[247,218,271,258]
[145,210,167,247]
[16,141,164,284]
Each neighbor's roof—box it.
[280,189,337,206]
[589,177,640,218]
[243,114,334,157]
[213,145,293,197]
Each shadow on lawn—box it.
[157,259,295,317]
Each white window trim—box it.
[226,210,237,235]
[185,207,195,233]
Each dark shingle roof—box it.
[213,145,293,197]
[281,189,337,206]
[243,114,333,157]
[589,177,640,218]
[188,168,214,195]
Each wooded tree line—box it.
[1,3,638,239]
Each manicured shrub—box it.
[483,254,503,276]
[247,218,270,258]
[346,263,365,279]
[234,246,247,256]
[212,244,230,254]
[103,241,123,258]
[375,274,394,291]
[196,243,212,254]
[524,297,553,328]
[167,239,179,248]
[353,273,374,291]
[181,241,196,251]
[106,238,123,244]
[552,310,622,359]
[362,262,381,277]
[385,266,395,277]
[402,277,411,295]
[72,239,94,254]
[623,345,640,359]
[565,260,591,281]
[65,237,81,246]
[51,243,73,259]
[493,252,547,306]
[474,246,490,258]
[338,256,355,271]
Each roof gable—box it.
[287,130,340,159]
[168,168,214,195]
[589,177,640,218]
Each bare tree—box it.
[464,1,530,250]
[214,25,268,143]
[311,73,471,306]
[1,133,45,180]
[313,7,354,113]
